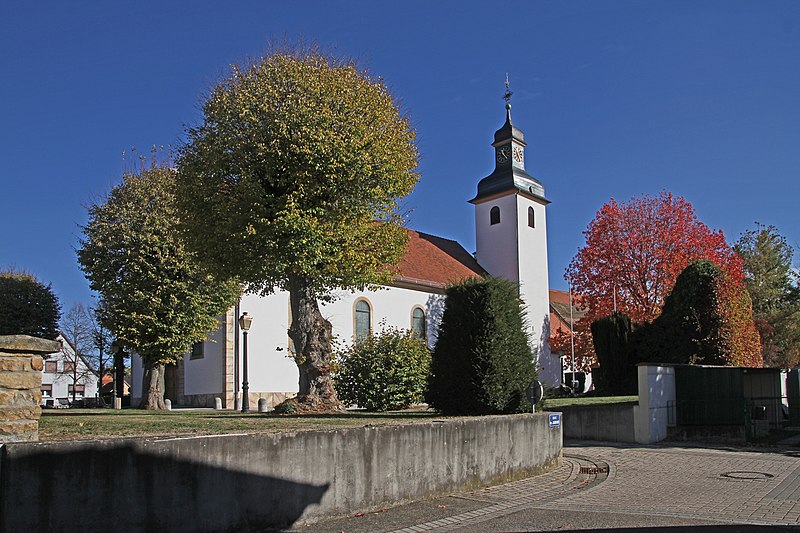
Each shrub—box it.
[426,277,537,415]
[334,326,430,411]
[0,270,61,339]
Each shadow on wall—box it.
[426,293,446,347]
[0,442,329,532]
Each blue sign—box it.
[548,413,561,428]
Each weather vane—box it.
[503,73,513,106]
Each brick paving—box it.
[294,441,800,532]
[547,443,800,527]
[385,455,608,532]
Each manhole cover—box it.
[720,471,775,480]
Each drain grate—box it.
[721,471,775,481]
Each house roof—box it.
[392,230,486,290]
[548,289,587,335]
[55,332,99,377]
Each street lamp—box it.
[239,312,254,413]
[110,341,123,410]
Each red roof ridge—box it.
[394,228,485,289]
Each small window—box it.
[68,384,85,397]
[354,300,372,344]
[44,361,57,373]
[190,342,204,360]
[63,361,75,374]
[41,384,52,397]
[528,206,535,228]
[411,307,426,340]
[490,206,500,225]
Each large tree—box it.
[551,192,744,370]
[734,223,800,367]
[0,269,61,339]
[78,166,241,409]
[177,48,419,411]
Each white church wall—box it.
[240,285,444,396]
[130,284,445,405]
[324,285,443,347]
[239,291,298,394]
[183,317,227,396]
[514,194,559,386]
[474,194,519,282]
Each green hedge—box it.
[426,277,536,415]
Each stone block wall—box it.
[0,335,59,443]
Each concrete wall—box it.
[0,413,561,532]
[634,364,676,444]
[560,403,636,442]
[0,335,58,443]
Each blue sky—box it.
[2,1,799,313]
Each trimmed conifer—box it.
[590,313,636,394]
[426,277,536,415]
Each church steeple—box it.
[470,78,548,205]
[469,79,555,386]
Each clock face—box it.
[513,145,524,164]
[496,145,511,163]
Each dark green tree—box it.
[735,223,800,367]
[78,166,241,409]
[0,269,61,339]
[590,313,636,395]
[177,47,419,411]
[427,277,536,415]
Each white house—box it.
[131,100,559,408]
[41,334,99,407]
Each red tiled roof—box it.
[548,289,587,336]
[393,230,486,290]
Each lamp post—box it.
[110,341,123,410]
[239,312,254,413]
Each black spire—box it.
[470,77,548,205]
[503,72,513,121]
[493,74,524,146]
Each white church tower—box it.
[469,82,560,386]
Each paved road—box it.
[289,441,800,532]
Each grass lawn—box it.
[39,407,443,442]
[40,398,640,441]
[542,395,638,409]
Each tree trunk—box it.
[288,276,341,411]
[140,359,167,410]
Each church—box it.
[131,97,564,409]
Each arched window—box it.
[490,206,500,225]
[354,299,372,343]
[528,206,535,228]
[411,307,426,340]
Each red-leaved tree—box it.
[551,192,745,370]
